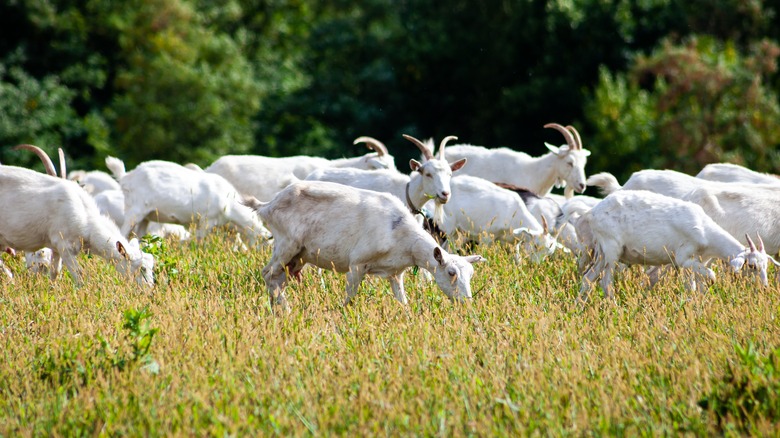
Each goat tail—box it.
[241,195,268,212]
[586,172,621,196]
[105,156,126,180]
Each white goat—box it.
[120,160,271,245]
[94,189,191,241]
[245,181,485,309]
[588,169,711,199]
[443,123,591,198]
[305,135,465,234]
[577,190,778,301]
[67,156,125,195]
[588,170,780,255]
[205,137,396,202]
[696,163,780,185]
[495,183,577,255]
[428,175,559,262]
[0,165,154,287]
[682,183,780,256]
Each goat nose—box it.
[578,183,586,192]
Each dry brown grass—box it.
[1,232,779,435]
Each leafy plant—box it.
[699,341,780,433]
[34,306,160,395]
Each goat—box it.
[425,176,559,262]
[120,160,271,246]
[681,183,780,256]
[66,156,125,195]
[587,170,780,255]
[442,123,591,198]
[577,190,778,301]
[305,134,466,238]
[94,189,191,241]
[205,137,396,202]
[0,159,154,287]
[244,181,485,309]
[588,169,710,199]
[696,163,780,186]
[494,183,578,254]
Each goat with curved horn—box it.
[58,148,67,179]
[403,134,434,161]
[543,123,577,151]
[14,144,57,177]
[437,135,458,161]
[354,136,388,157]
[566,125,583,151]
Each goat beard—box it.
[432,201,445,228]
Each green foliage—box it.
[141,234,180,279]
[699,341,780,434]
[585,35,780,180]
[34,306,160,396]
[0,65,82,167]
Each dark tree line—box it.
[2,0,779,180]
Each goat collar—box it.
[405,182,423,215]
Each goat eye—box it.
[425,173,432,178]
[567,162,574,168]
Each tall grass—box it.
[1,231,779,435]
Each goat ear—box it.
[514,227,542,237]
[580,148,592,157]
[433,247,445,265]
[730,256,745,272]
[116,241,128,259]
[366,157,389,169]
[449,158,467,172]
[464,255,486,264]
[544,142,560,154]
[409,159,422,172]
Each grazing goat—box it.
[245,181,485,309]
[682,183,780,255]
[443,123,591,198]
[0,164,154,287]
[305,134,466,236]
[120,160,271,246]
[94,190,191,241]
[577,191,778,301]
[588,170,780,255]
[205,137,396,202]
[66,156,125,195]
[696,163,780,186]
[427,176,559,262]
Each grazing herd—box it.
[1,123,778,309]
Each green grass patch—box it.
[1,231,779,435]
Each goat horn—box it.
[58,148,67,179]
[354,136,388,157]
[566,125,583,150]
[544,123,576,150]
[757,233,765,252]
[437,135,458,161]
[402,134,434,161]
[14,144,57,176]
[746,233,757,252]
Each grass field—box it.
[1,231,779,436]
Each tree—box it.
[585,35,780,180]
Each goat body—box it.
[443,123,591,197]
[247,181,484,309]
[696,163,780,185]
[577,190,776,301]
[0,166,154,286]
[120,161,270,245]
[205,140,395,202]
